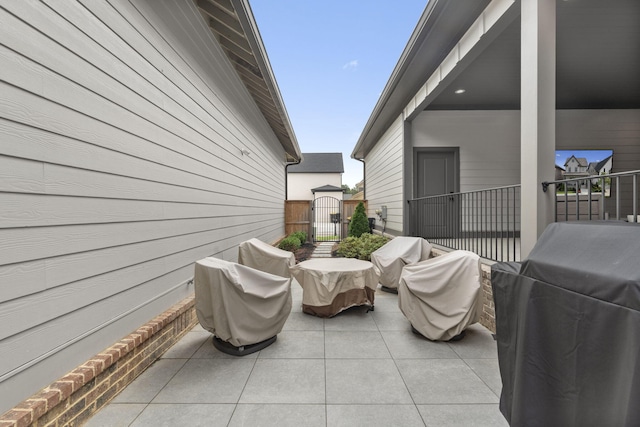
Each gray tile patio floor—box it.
[85,283,508,427]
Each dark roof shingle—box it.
[288,153,344,173]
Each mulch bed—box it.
[294,243,317,263]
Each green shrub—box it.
[348,201,370,238]
[336,233,389,260]
[357,233,390,260]
[278,235,301,252]
[336,236,360,258]
[291,230,307,243]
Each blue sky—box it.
[250,0,427,188]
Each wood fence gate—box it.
[285,200,368,242]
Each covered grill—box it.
[491,222,640,426]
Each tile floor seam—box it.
[378,313,426,426]
[127,354,193,425]
[461,357,502,399]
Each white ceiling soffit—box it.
[195,0,301,162]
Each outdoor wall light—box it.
[241,148,251,156]
[454,89,466,94]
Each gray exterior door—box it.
[414,148,459,237]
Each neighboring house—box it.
[588,155,613,180]
[564,156,588,174]
[563,156,590,189]
[351,0,640,257]
[563,155,614,190]
[287,153,345,200]
[351,179,365,200]
[0,0,300,414]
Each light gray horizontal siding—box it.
[413,110,521,192]
[0,0,288,412]
[365,115,405,232]
[557,109,640,216]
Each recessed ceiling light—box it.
[454,89,466,94]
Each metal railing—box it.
[408,185,521,262]
[542,169,640,222]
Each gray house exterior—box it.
[352,0,640,257]
[0,0,300,413]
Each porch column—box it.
[520,0,556,257]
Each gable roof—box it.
[595,155,613,172]
[565,156,588,167]
[288,153,344,173]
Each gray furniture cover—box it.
[492,222,640,426]
[238,238,295,278]
[194,257,292,348]
[370,236,432,290]
[398,250,482,341]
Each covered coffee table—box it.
[290,258,380,318]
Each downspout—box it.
[355,158,366,200]
[284,158,302,200]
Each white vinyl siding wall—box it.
[287,172,343,200]
[365,115,405,233]
[0,0,288,412]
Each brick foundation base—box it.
[0,296,197,427]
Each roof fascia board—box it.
[351,0,442,159]
[405,0,519,121]
[352,0,512,159]
[229,0,302,161]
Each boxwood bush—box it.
[278,235,301,252]
[291,230,307,243]
[336,233,389,260]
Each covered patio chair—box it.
[194,257,292,355]
[398,250,482,341]
[370,236,432,292]
[238,238,295,278]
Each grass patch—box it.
[315,235,339,241]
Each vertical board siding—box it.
[365,116,405,233]
[0,0,288,412]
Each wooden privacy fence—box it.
[285,200,368,241]
[285,200,312,237]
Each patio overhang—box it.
[352,0,640,160]
[195,0,302,162]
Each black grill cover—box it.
[492,222,640,427]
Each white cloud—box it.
[342,59,358,70]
